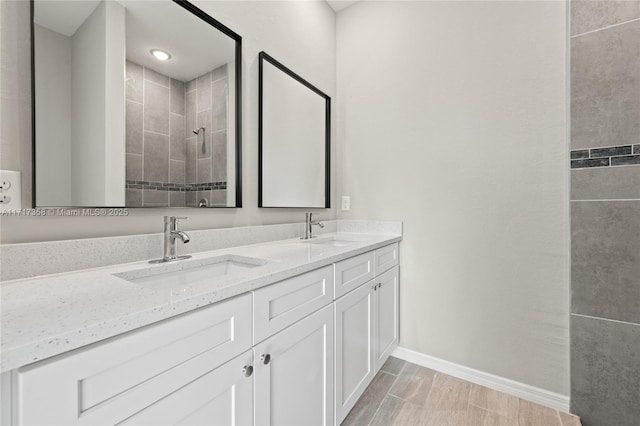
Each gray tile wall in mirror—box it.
[124,60,228,207]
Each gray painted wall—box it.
[337,1,569,396]
[569,1,640,424]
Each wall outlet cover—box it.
[0,170,22,210]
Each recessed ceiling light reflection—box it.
[150,49,171,61]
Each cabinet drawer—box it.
[374,243,399,275]
[253,265,333,344]
[334,251,375,298]
[17,294,252,425]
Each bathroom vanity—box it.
[0,222,401,425]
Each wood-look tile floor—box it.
[341,357,582,426]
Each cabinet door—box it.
[374,266,399,372]
[334,281,374,425]
[254,304,334,426]
[121,350,254,426]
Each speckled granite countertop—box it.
[0,232,401,373]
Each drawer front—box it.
[374,243,399,276]
[334,251,375,299]
[253,265,333,344]
[17,294,252,425]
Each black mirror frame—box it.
[30,0,243,208]
[258,51,331,209]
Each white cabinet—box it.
[121,350,254,426]
[374,265,399,372]
[16,293,252,425]
[334,281,374,425]
[8,240,399,426]
[335,247,399,424]
[254,304,334,426]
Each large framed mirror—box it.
[258,51,330,208]
[32,0,242,208]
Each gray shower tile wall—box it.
[570,2,640,425]
[126,60,228,207]
[126,60,186,207]
[572,201,640,324]
[185,64,228,207]
[571,0,640,36]
[571,166,640,200]
[571,315,640,426]
[571,20,639,150]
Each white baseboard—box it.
[391,346,570,413]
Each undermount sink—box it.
[305,235,371,247]
[114,254,270,288]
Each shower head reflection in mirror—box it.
[193,127,206,154]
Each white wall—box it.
[337,1,569,395]
[0,0,336,243]
[70,0,106,205]
[34,25,72,206]
[103,0,126,206]
[70,0,125,206]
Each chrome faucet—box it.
[301,212,324,240]
[150,216,191,263]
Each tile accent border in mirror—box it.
[570,144,640,169]
[125,180,227,191]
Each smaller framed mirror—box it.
[258,51,330,208]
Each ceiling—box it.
[34,0,234,82]
[326,0,360,12]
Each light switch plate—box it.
[341,196,350,211]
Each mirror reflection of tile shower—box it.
[125,60,228,207]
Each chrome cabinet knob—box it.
[261,354,271,365]
[242,365,253,377]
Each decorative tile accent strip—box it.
[570,144,640,169]
[590,146,632,158]
[611,155,640,166]
[125,180,227,191]
[571,158,610,169]
[571,150,589,160]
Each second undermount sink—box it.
[305,235,372,247]
[114,254,271,288]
